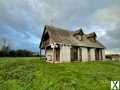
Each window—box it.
[75,35,82,41]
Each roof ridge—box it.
[45,25,73,33]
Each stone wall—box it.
[81,47,88,61]
[102,49,105,60]
[46,48,53,61]
[60,45,71,63]
[90,48,95,61]
[78,48,82,61]
[46,46,105,63]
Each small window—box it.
[47,55,52,61]
[75,36,82,41]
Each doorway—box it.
[55,48,60,61]
[71,47,78,61]
[95,48,100,60]
[88,48,91,61]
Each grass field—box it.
[0,57,120,90]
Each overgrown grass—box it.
[0,57,120,90]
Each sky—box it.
[0,0,120,53]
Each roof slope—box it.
[40,25,105,49]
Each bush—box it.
[0,49,36,57]
[0,51,9,57]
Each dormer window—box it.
[86,32,97,42]
[75,35,82,41]
[73,28,84,41]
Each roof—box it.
[40,25,105,49]
[86,32,96,38]
[106,54,120,57]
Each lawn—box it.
[0,57,120,90]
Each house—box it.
[106,54,120,61]
[39,25,105,63]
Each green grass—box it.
[0,57,120,90]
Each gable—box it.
[39,26,51,49]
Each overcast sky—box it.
[0,0,120,53]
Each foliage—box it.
[0,49,40,57]
[0,57,120,90]
[0,38,39,57]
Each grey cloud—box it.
[106,24,120,49]
[0,0,120,52]
[27,0,117,28]
[91,6,120,53]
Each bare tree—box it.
[1,38,10,52]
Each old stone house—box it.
[39,25,105,63]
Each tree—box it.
[0,38,10,57]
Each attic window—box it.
[88,37,96,42]
[75,35,82,41]
[73,29,84,36]
[73,29,84,41]
[86,32,97,42]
